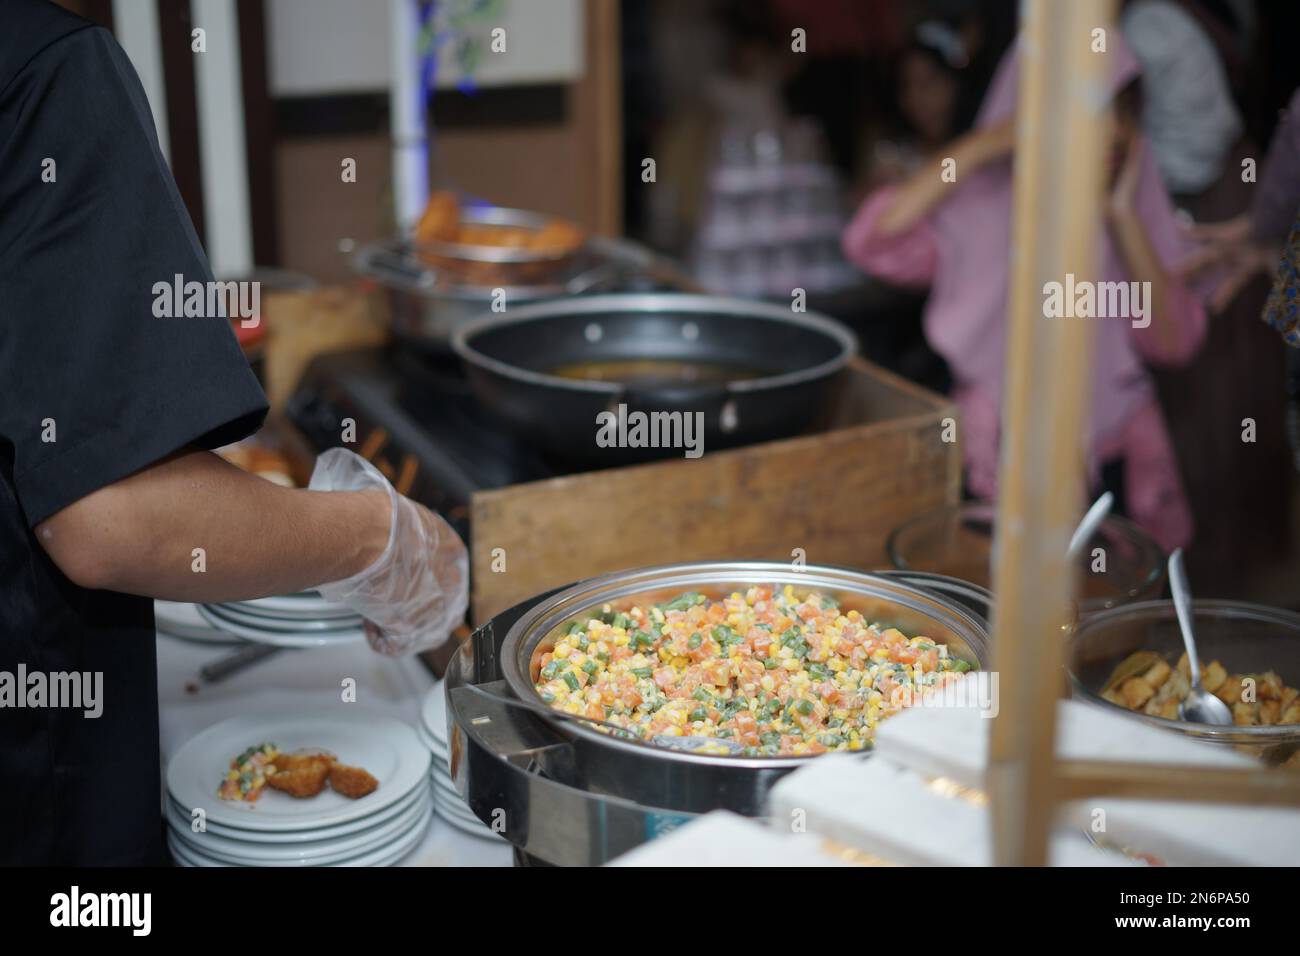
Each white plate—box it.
[434,802,484,831]
[416,724,448,761]
[155,601,245,645]
[222,599,359,623]
[430,776,485,824]
[204,602,362,633]
[196,604,366,648]
[234,591,341,614]
[168,710,429,831]
[432,790,504,840]
[166,781,426,844]
[421,683,450,746]
[432,776,473,813]
[169,802,432,867]
[168,791,431,865]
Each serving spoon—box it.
[1067,492,1113,562]
[1167,548,1233,725]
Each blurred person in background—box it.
[864,20,971,191]
[1121,0,1244,199]
[842,37,1207,551]
[1180,87,1300,314]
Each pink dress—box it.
[843,39,1207,551]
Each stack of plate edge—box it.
[166,789,433,867]
[195,592,366,648]
[420,683,504,841]
[167,711,433,867]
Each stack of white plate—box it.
[167,711,432,866]
[417,683,504,841]
[155,600,244,645]
[197,592,366,648]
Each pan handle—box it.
[353,242,439,292]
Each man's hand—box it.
[307,449,468,657]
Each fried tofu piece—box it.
[1280,687,1298,714]
[1143,658,1173,691]
[1102,687,1125,707]
[1232,701,1260,727]
[1214,675,1242,706]
[1175,652,1228,693]
[1156,697,1181,720]
[1259,671,1285,701]
[1121,676,1156,710]
[1261,700,1281,725]
[328,763,379,799]
[1143,688,1181,720]
[1202,661,1228,693]
[1280,702,1300,725]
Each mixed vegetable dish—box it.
[532,584,974,757]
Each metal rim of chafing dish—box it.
[498,561,991,770]
[444,564,993,865]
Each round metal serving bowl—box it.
[496,561,991,815]
[887,502,1165,613]
[352,237,618,353]
[1067,599,1300,764]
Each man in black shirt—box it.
[0,0,466,864]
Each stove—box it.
[286,347,560,537]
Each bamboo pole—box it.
[987,0,1116,865]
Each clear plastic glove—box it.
[308,448,468,656]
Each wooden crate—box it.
[469,357,960,624]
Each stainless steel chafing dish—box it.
[444,561,991,865]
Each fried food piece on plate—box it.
[329,763,379,799]
[266,749,336,798]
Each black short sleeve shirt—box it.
[0,0,268,864]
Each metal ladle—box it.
[1167,548,1234,725]
[1067,492,1114,562]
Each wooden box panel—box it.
[469,358,959,624]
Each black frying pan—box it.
[450,293,858,466]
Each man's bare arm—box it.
[35,448,390,602]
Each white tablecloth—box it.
[155,629,512,867]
